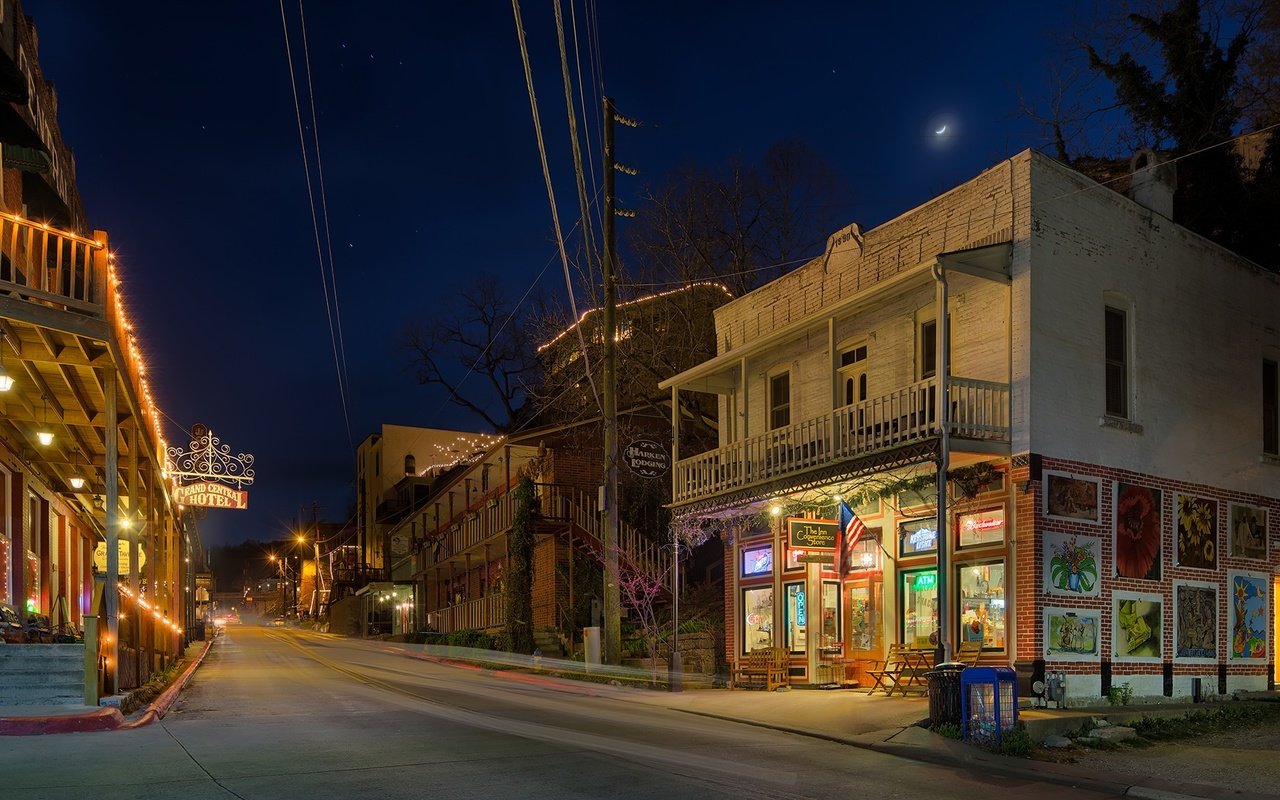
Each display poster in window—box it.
[787,518,837,551]
[742,544,773,577]
[957,508,1005,548]
[899,518,939,556]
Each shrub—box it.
[997,724,1034,758]
[1107,682,1133,706]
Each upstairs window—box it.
[919,319,937,380]
[769,372,791,430]
[1265,359,1278,455]
[1104,306,1128,418]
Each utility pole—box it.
[601,96,639,665]
[601,94,621,665]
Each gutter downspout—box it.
[932,260,951,664]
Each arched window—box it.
[404,454,416,476]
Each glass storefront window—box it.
[742,586,774,653]
[959,561,1006,650]
[956,508,1005,549]
[899,518,939,557]
[742,544,773,577]
[900,568,938,649]
[847,528,881,572]
[784,581,807,653]
[820,581,840,647]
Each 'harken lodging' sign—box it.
[787,518,838,551]
[175,481,249,510]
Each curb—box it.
[0,638,213,736]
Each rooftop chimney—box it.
[1129,148,1176,219]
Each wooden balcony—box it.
[428,483,671,589]
[429,594,505,633]
[673,376,1010,505]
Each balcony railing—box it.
[674,376,1010,504]
[435,483,671,588]
[0,214,103,311]
[429,594,505,632]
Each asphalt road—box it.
[0,627,1125,799]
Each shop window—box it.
[846,528,882,572]
[956,508,1005,549]
[785,546,807,571]
[900,568,938,649]
[958,561,1006,651]
[741,544,773,577]
[784,581,807,654]
[898,517,939,557]
[742,586,774,654]
[820,581,840,648]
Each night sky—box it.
[22,2,1091,546]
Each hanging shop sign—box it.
[166,424,255,488]
[622,439,670,478]
[788,518,838,551]
[174,481,249,510]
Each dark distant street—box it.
[0,626,1122,800]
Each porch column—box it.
[103,367,119,695]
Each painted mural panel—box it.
[1113,592,1163,661]
[1043,607,1100,661]
[1044,472,1100,523]
[1043,531,1101,597]
[1228,571,1268,661]
[1174,582,1217,660]
[1115,483,1162,581]
[1228,504,1268,561]
[1174,494,1217,570]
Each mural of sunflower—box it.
[1176,494,1216,569]
[1116,483,1161,580]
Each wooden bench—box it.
[731,646,790,691]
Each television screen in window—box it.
[742,544,773,576]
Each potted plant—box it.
[1049,536,1097,593]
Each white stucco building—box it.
[663,148,1279,702]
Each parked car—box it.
[0,602,27,643]
[268,617,286,627]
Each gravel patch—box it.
[1038,716,1280,796]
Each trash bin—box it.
[926,662,967,728]
[961,666,1018,744]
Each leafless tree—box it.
[401,275,540,433]
[628,139,848,298]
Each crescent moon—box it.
[935,125,947,135]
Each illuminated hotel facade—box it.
[0,1,192,699]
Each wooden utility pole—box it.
[601,95,621,665]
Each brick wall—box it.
[1024,453,1278,694]
[531,536,568,629]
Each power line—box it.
[278,0,355,452]
[511,0,602,414]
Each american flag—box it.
[838,500,867,574]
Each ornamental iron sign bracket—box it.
[166,423,255,490]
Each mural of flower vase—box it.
[1067,569,1082,592]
